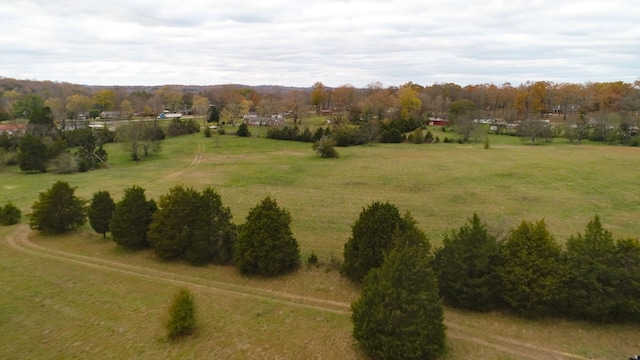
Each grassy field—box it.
[1,127,640,359]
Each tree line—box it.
[2,77,638,133]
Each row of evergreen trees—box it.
[27,181,301,277]
[434,214,640,322]
[341,201,640,323]
[342,202,640,359]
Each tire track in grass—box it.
[5,225,590,360]
[144,132,205,188]
[6,225,350,315]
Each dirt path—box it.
[144,132,205,188]
[2,134,593,359]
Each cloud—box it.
[0,0,638,87]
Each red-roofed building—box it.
[0,123,27,135]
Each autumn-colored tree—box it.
[192,94,210,119]
[448,99,477,140]
[310,81,328,110]
[331,84,357,111]
[93,90,116,111]
[282,89,307,123]
[65,94,93,119]
[119,99,133,117]
[529,81,550,118]
[44,98,66,123]
[397,85,422,120]
[157,87,183,112]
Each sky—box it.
[1,0,639,88]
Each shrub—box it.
[312,135,339,158]
[167,119,199,137]
[166,288,197,340]
[424,130,434,143]
[307,252,319,266]
[411,127,424,144]
[331,126,359,147]
[0,202,22,225]
[379,128,402,143]
[237,123,251,137]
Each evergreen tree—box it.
[499,220,565,317]
[237,123,250,137]
[234,196,300,276]
[110,185,156,249]
[207,105,219,124]
[87,190,115,238]
[148,185,199,260]
[185,187,235,265]
[148,186,236,265]
[352,242,446,360]
[17,133,48,172]
[434,213,501,311]
[563,216,619,321]
[342,201,404,283]
[0,202,22,225]
[166,288,197,340]
[612,237,640,321]
[29,181,86,234]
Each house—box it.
[242,113,285,127]
[0,123,27,136]
[428,117,448,126]
[99,111,130,120]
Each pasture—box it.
[1,128,640,359]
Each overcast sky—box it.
[1,0,638,88]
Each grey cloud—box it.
[0,0,638,87]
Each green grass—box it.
[2,130,640,359]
